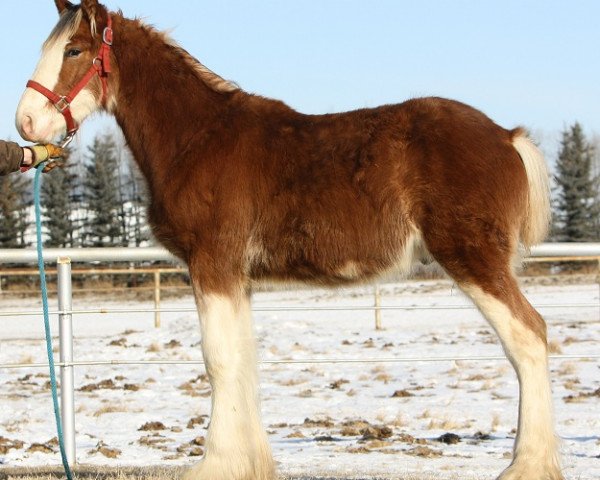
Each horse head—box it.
[16,0,116,144]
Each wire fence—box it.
[0,245,599,466]
[2,354,600,371]
[1,300,600,318]
[0,276,598,370]
[1,286,598,370]
[0,244,599,369]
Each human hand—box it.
[26,144,64,172]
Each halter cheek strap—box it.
[26,16,113,141]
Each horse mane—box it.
[162,36,240,94]
[132,16,240,94]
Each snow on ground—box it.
[0,278,598,479]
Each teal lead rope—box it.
[34,164,74,480]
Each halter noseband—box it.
[26,16,113,147]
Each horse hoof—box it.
[183,456,276,480]
[496,462,564,480]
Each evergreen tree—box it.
[0,174,31,248]
[553,123,599,241]
[124,160,150,246]
[40,151,78,247]
[111,132,150,246]
[592,134,600,237]
[82,134,124,246]
[114,139,134,246]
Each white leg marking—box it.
[462,284,563,480]
[185,292,274,480]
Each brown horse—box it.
[16,1,561,479]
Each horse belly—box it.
[248,209,427,286]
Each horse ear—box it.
[54,0,74,13]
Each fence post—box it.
[374,284,382,330]
[57,256,76,466]
[154,270,161,328]
[597,258,600,322]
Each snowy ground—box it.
[0,277,598,479]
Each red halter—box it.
[26,16,113,145]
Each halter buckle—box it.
[103,26,113,46]
[54,96,70,114]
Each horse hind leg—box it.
[457,270,563,480]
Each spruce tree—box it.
[115,140,133,246]
[0,174,31,248]
[82,134,124,247]
[112,134,150,247]
[553,123,599,241]
[593,135,600,238]
[40,151,78,247]
[124,160,150,246]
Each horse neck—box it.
[110,16,239,187]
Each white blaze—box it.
[16,36,68,142]
[15,13,100,143]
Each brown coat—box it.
[0,140,23,175]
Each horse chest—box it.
[147,200,206,258]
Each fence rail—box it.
[1,302,600,319]
[2,353,600,371]
[0,243,599,467]
[1,242,600,263]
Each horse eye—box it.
[65,48,82,58]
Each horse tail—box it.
[511,128,551,247]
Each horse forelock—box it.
[43,7,84,51]
[134,18,239,94]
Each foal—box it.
[16,1,561,479]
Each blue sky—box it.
[1,1,598,158]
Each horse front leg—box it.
[184,285,275,480]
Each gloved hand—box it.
[25,144,64,173]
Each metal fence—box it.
[0,243,599,466]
